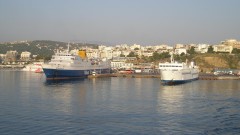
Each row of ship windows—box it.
[52,57,78,60]
[159,65,183,67]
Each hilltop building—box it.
[20,51,31,61]
[213,44,233,53]
[130,44,141,50]
[195,44,210,53]
[5,50,18,63]
[174,44,187,55]
[86,48,99,59]
[0,54,6,63]
[212,39,240,53]
[221,39,240,49]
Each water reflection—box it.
[158,85,185,114]
[44,78,85,85]
[41,78,87,114]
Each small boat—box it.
[22,62,44,73]
[159,54,199,85]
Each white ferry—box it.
[42,46,111,79]
[159,55,199,85]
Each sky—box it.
[0,0,240,45]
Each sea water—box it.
[0,71,240,134]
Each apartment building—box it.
[5,50,18,63]
[20,51,31,61]
[213,44,233,53]
[221,39,240,49]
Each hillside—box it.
[194,54,240,72]
[1,41,240,71]
[0,40,98,58]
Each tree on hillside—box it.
[152,52,160,60]
[187,46,196,55]
[180,52,185,56]
[207,46,214,53]
[174,54,180,61]
[120,54,125,57]
[127,51,136,57]
[141,55,149,62]
[134,47,139,50]
[160,52,170,59]
[148,52,170,62]
[231,48,240,54]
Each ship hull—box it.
[161,77,199,85]
[160,69,199,85]
[43,68,110,79]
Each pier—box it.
[88,73,117,78]
[116,73,160,78]
[199,73,240,80]
[88,73,240,80]
[88,73,160,78]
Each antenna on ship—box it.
[67,42,70,54]
[170,52,174,63]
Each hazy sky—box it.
[0,0,240,45]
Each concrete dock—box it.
[199,73,240,80]
[88,73,240,80]
[88,73,117,78]
[88,73,160,78]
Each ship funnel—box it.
[78,50,87,59]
